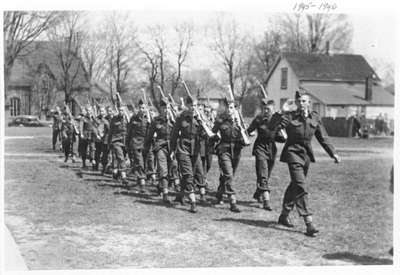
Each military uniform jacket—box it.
[79,115,97,140]
[127,113,150,150]
[247,112,285,160]
[280,111,336,165]
[61,119,75,142]
[108,114,127,145]
[170,110,203,156]
[101,115,111,145]
[52,112,63,131]
[144,115,174,153]
[212,112,244,154]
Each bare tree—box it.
[3,11,61,93]
[253,30,283,85]
[277,13,353,54]
[209,14,248,96]
[80,28,106,87]
[102,12,137,97]
[169,22,194,96]
[135,40,160,107]
[47,11,85,105]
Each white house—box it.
[265,53,394,120]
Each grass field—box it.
[4,126,393,269]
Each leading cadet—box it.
[278,90,340,237]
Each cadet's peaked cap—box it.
[261,98,275,105]
[160,97,169,107]
[295,89,308,99]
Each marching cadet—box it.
[144,97,176,206]
[246,99,286,210]
[145,106,158,184]
[93,106,107,171]
[101,106,113,175]
[79,106,97,169]
[52,106,63,151]
[278,90,340,237]
[108,105,128,184]
[212,98,247,213]
[60,107,77,163]
[170,96,207,213]
[127,99,151,193]
[200,103,216,187]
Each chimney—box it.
[365,75,373,101]
[325,41,330,55]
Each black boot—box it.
[262,200,272,211]
[305,222,319,237]
[253,190,262,203]
[278,214,294,228]
[189,202,197,213]
[230,203,241,213]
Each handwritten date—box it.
[293,2,337,13]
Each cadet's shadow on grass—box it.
[129,197,192,213]
[214,218,304,235]
[322,252,393,265]
[237,200,265,209]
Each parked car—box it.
[8,115,52,127]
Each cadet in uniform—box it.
[60,108,77,163]
[94,106,107,171]
[101,106,113,175]
[108,105,128,184]
[278,90,340,236]
[144,98,176,205]
[199,103,215,187]
[127,99,151,193]
[52,106,63,151]
[170,96,207,213]
[79,106,97,169]
[246,99,286,210]
[212,98,245,212]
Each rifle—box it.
[141,89,152,123]
[256,79,288,140]
[157,85,176,122]
[227,85,250,145]
[115,92,131,122]
[64,104,80,136]
[181,80,214,138]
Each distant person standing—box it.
[278,90,340,237]
[351,113,361,138]
[52,106,63,151]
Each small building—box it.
[265,52,394,136]
[5,41,90,121]
[198,88,226,111]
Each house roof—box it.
[8,40,89,89]
[266,53,379,83]
[302,83,394,106]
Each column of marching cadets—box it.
[52,85,340,237]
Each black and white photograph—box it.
[1,0,398,273]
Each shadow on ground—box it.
[214,217,304,235]
[322,252,393,265]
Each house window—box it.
[313,102,321,114]
[280,98,288,110]
[281,68,288,90]
[10,97,21,116]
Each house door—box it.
[10,97,21,116]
